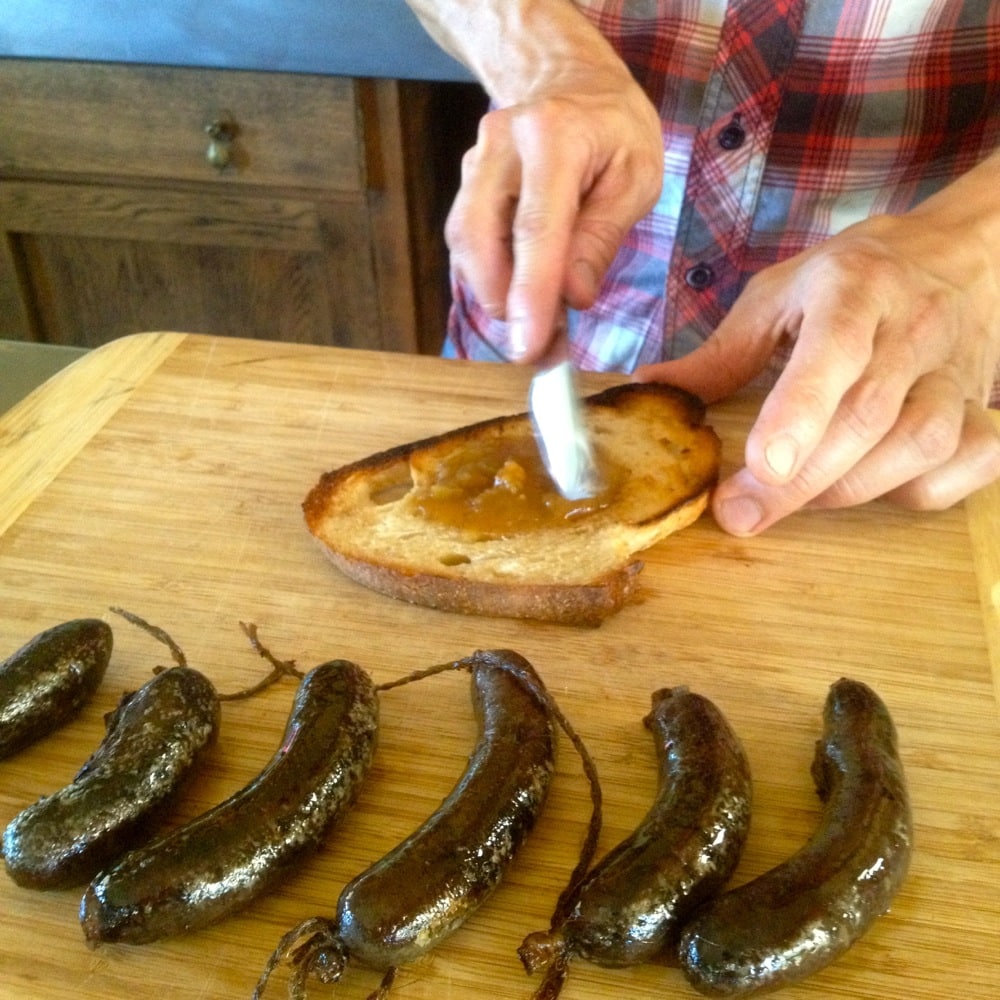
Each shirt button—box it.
[718,120,746,150]
[684,263,716,290]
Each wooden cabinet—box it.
[0,59,483,353]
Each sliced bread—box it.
[302,382,720,626]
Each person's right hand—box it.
[444,57,663,364]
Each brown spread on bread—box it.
[406,432,629,533]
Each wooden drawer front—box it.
[0,60,365,191]
[1,180,381,349]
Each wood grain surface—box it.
[1,333,998,1000]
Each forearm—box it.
[909,147,1000,266]
[403,0,630,106]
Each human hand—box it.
[637,204,1000,536]
[445,61,663,363]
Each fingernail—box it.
[717,495,764,535]
[508,318,529,360]
[765,435,798,480]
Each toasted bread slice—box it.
[303,382,720,626]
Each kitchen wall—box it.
[0,0,472,81]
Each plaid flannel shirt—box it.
[445,0,1000,406]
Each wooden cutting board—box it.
[1,333,998,1000]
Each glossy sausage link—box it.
[678,677,913,997]
[80,659,378,945]
[255,648,556,999]
[0,619,112,759]
[3,666,219,889]
[519,687,751,998]
[340,649,556,968]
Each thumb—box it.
[563,208,647,310]
[563,157,664,309]
[635,312,780,403]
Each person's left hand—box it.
[636,174,1000,536]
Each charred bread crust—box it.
[303,382,719,625]
[316,548,645,628]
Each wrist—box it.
[910,148,1000,274]
[406,0,631,106]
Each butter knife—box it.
[528,354,602,501]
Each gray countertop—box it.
[0,342,87,415]
[0,1,472,81]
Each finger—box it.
[743,279,885,487]
[634,318,778,404]
[710,365,916,537]
[883,402,1000,510]
[710,467,779,537]
[712,375,991,537]
[711,367,918,536]
[445,114,522,318]
[504,107,589,361]
[636,266,799,398]
[809,370,966,509]
[563,203,637,311]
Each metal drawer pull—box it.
[204,112,238,170]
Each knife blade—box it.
[528,355,602,501]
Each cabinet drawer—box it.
[1,179,381,348]
[0,59,366,192]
